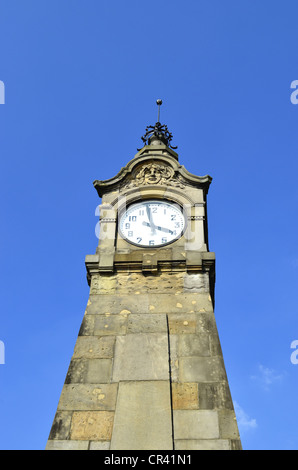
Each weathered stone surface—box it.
[70,411,114,441]
[127,313,167,333]
[231,439,242,450]
[218,410,241,439]
[179,356,227,382]
[178,333,210,357]
[168,313,197,334]
[73,336,115,359]
[172,383,198,410]
[198,382,233,410]
[173,410,219,440]
[89,441,111,450]
[48,411,72,440]
[89,272,185,295]
[79,314,95,336]
[183,273,209,293]
[174,439,231,450]
[46,440,89,450]
[86,292,213,315]
[57,383,118,411]
[110,381,173,450]
[112,333,170,381]
[93,314,128,336]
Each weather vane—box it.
[139,99,177,150]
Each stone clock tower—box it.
[46,104,242,451]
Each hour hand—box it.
[142,221,173,235]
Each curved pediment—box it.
[93,147,212,198]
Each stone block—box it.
[218,410,240,439]
[70,411,114,441]
[110,381,173,450]
[93,314,128,336]
[198,382,233,410]
[86,294,149,315]
[127,313,167,333]
[46,440,89,450]
[179,356,227,383]
[168,313,197,334]
[172,383,198,410]
[174,439,231,450]
[73,336,115,359]
[57,383,118,411]
[48,411,72,440]
[79,314,95,336]
[89,441,111,450]
[173,410,219,440]
[183,273,209,293]
[178,333,210,357]
[112,333,170,381]
[66,358,113,384]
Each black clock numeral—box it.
[171,215,176,221]
[162,237,167,244]
[152,207,157,213]
[125,223,130,229]
[129,216,137,222]
[149,240,155,246]
[174,222,180,228]
[128,231,133,237]
[137,237,142,244]
[139,210,144,216]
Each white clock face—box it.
[119,200,186,247]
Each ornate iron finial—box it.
[139,100,178,150]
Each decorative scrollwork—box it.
[122,162,185,189]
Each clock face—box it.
[119,200,186,247]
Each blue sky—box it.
[0,0,298,450]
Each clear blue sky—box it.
[0,0,298,450]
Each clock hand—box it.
[142,221,173,235]
[146,205,156,234]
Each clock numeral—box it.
[149,240,155,246]
[171,215,176,221]
[164,209,167,214]
[174,222,180,228]
[125,223,130,229]
[162,237,167,244]
[129,216,137,222]
[139,210,144,216]
[128,231,133,237]
[137,237,142,244]
[152,207,157,213]
[172,230,177,236]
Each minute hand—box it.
[142,221,173,235]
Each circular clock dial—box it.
[119,200,185,247]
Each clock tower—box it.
[46,104,242,450]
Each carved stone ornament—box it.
[122,162,186,189]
